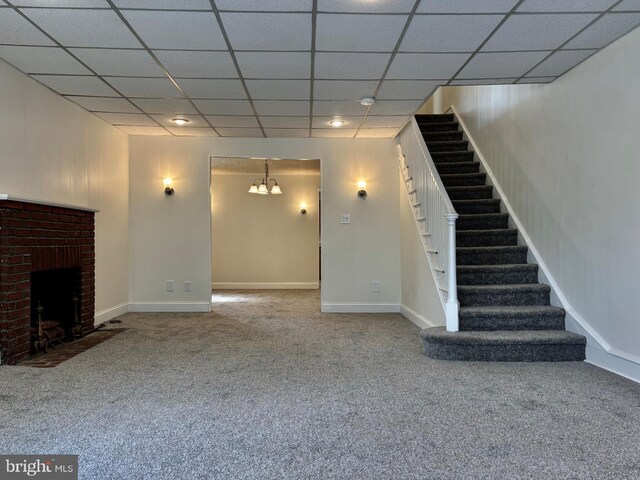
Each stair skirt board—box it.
[414,113,586,363]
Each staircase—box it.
[416,113,586,362]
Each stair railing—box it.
[397,117,459,332]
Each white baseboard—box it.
[94,302,128,326]
[586,345,640,384]
[400,304,438,330]
[321,302,401,313]
[212,282,319,290]
[128,302,211,313]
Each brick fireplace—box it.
[0,197,95,365]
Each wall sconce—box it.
[163,178,174,196]
[357,181,367,198]
[300,202,307,215]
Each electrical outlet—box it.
[184,281,192,292]
[340,213,350,224]
[166,280,174,292]
[372,281,380,293]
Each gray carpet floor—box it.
[1,290,639,479]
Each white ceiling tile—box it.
[401,15,503,52]
[313,100,366,116]
[236,52,310,79]
[264,128,309,138]
[121,10,226,50]
[312,128,356,137]
[0,9,54,46]
[0,46,90,74]
[33,74,119,96]
[66,96,142,113]
[517,0,617,12]
[216,0,312,11]
[564,13,640,48]
[13,0,108,5]
[22,9,141,48]
[387,53,470,79]
[457,51,549,78]
[315,52,390,80]
[253,100,310,116]
[377,80,441,100]
[221,13,311,50]
[150,114,208,127]
[318,0,415,13]
[113,0,212,9]
[217,127,264,137]
[362,116,409,128]
[316,14,407,52]
[356,128,398,138]
[417,0,518,13]
[154,50,237,79]
[449,78,518,85]
[369,100,423,115]
[482,14,598,51]
[614,0,640,10]
[175,79,246,99]
[527,49,597,76]
[260,116,310,128]
[94,112,157,126]
[313,80,378,100]
[206,116,259,127]
[312,116,361,128]
[115,125,171,135]
[105,77,182,97]
[245,80,310,100]
[131,98,197,114]
[70,48,163,77]
[516,77,555,83]
[194,99,255,115]
[166,127,218,136]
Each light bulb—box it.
[329,119,346,128]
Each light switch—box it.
[340,214,350,224]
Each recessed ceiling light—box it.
[329,119,346,128]
[360,96,376,106]
[171,118,190,126]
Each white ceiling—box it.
[0,0,638,138]
[211,158,320,175]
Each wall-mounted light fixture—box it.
[300,202,307,215]
[357,181,367,198]
[163,178,174,196]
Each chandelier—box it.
[248,159,282,195]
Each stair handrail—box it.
[397,117,459,332]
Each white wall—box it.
[128,137,401,312]
[211,172,320,288]
[420,26,640,381]
[0,59,129,324]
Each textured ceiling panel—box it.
[130,98,197,115]
[564,13,640,48]
[260,117,310,129]
[318,0,415,13]
[417,0,519,14]
[113,0,212,9]
[387,53,471,79]
[313,80,378,100]
[216,0,312,11]
[175,79,247,99]
[153,50,238,79]
[66,96,142,113]
[253,100,310,116]
[33,74,119,96]
[221,13,312,51]
[526,49,598,77]
[516,0,617,12]
[105,77,182,98]
[314,52,391,79]
[205,116,260,128]
[0,9,54,45]
[235,52,310,79]
[316,14,408,52]
[457,51,549,79]
[245,80,310,100]
[377,80,442,100]
[69,48,163,77]
[0,46,90,74]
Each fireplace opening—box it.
[30,267,82,355]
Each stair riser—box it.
[423,131,463,142]
[415,114,454,124]
[422,342,585,362]
[429,153,475,163]
[441,174,486,187]
[446,186,493,200]
[457,267,538,285]
[456,231,518,247]
[451,202,501,214]
[459,315,565,331]
[457,249,528,265]
[459,289,550,307]
[428,142,469,152]
[435,163,480,175]
[422,123,459,132]
[456,215,508,230]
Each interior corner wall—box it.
[0,59,130,325]
[419,26,640,380]
[128,136,401,313]
[211,172,320,288]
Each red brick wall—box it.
[0,200,95,365]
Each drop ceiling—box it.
[0,0,638,138]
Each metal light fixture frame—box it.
[249,159,282,195]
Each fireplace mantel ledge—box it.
[0,194,99,213]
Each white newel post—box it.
[444,213,459,332]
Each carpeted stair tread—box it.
[423,131,463,142]
[429,151,475,162]
[457,264,538,285]
[451,198,501,214]
[456,213,509,230]
[415,113,454,124]
[420,121,459,132]
[446,185,493,200]
[456,229,518,247]
[459,305,566,331]
[458,283,550,307]
[440,172,486,187]
[457,245,528,265]
[435,161,480,175]
[427,140,469,152]
[421,326,584,346]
